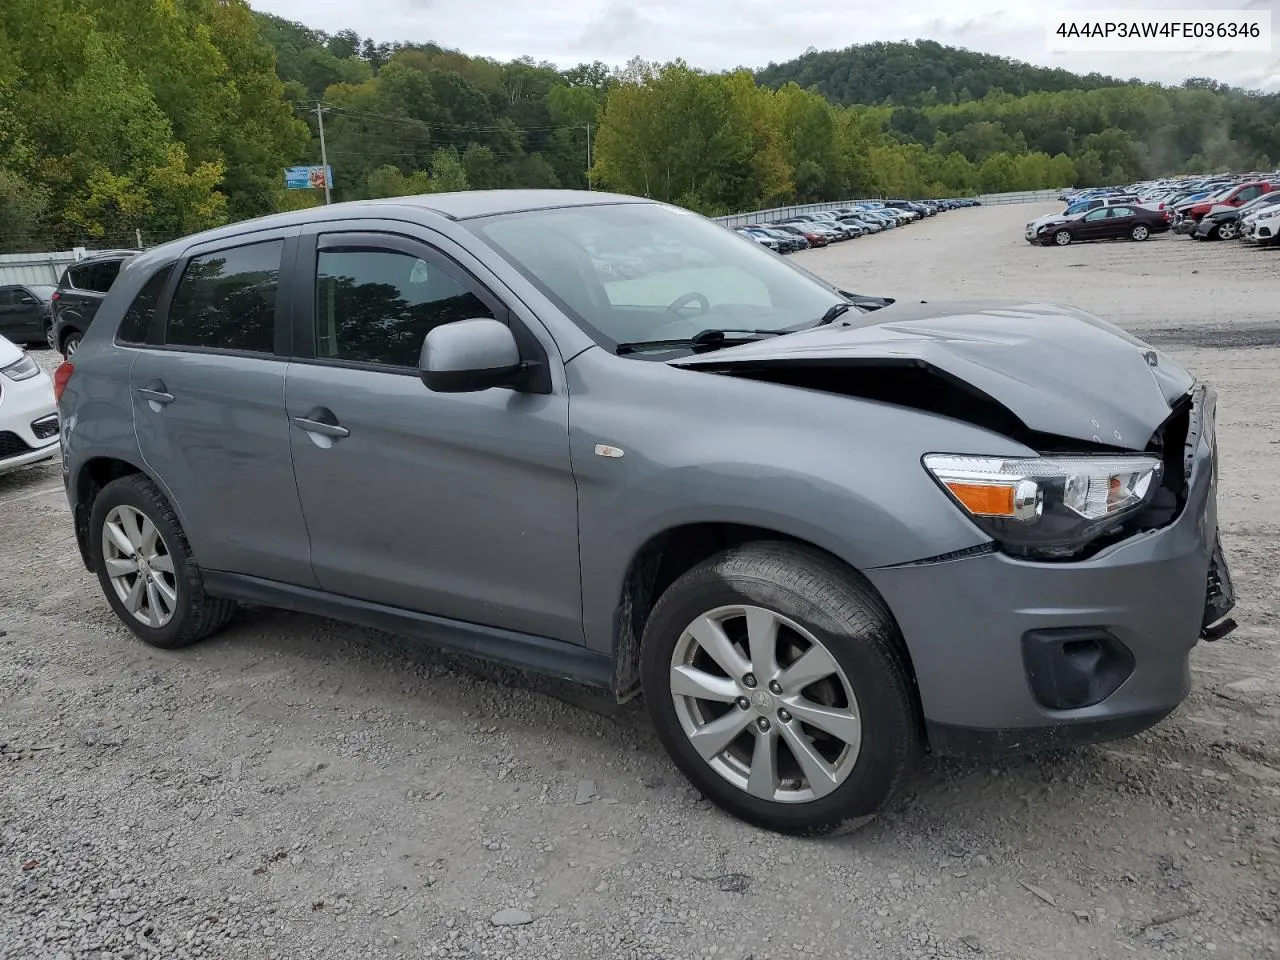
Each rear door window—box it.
[165,241,282,354]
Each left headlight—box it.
[923,453,1164,559]
[1,352,40,382]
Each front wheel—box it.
[1215,221,1237,241]
[89,474,237,649]
[640,542,920,835]
[1130,224,1150,241]
[1053,230,1072,246]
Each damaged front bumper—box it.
[865,384,1236,759]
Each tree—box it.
[426,148,469,192]
[366,164,433,198]
[977,152,1018,193]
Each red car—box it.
[1174,181,1278,227]
[770,224,829,247]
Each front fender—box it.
[567,348,1033,655]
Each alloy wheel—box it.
[64,335,80,358]
[1132,225,1150,241]
[44,324,56,351]
[669,604,861,804]
[1054,230,1072,246]
[101,504,178,628]
[1218,222,1236,240]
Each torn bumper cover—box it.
[864,384,1237,759]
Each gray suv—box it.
[55,190,1236,834]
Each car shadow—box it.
[193,603,1169,850]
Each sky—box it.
[252,0,1280,92]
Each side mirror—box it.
[420,318,524,393]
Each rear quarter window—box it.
[116,264,175,344]
[68,260,125,293]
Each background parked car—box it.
[1242,206,1280,246]
[1192,192,1280,240]
[1032,205,1170,246]
[0,283,57,348]
[1173,181,1277,234]
[51,250,139,357]
[0,333,60,475]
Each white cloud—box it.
[252,0,1280,91]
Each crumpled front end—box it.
[864,383,1236,758]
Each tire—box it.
[61,330,82,359]
[88,474,237,649]
[43,321,55,351]
[1053,230,1072,246]
[640,542,920,835]
[1130,224,1150,241]
[1215,222,1237,241]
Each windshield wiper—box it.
[615,328,781,356]
[810,301,853,328]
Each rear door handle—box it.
[291,416,349,439]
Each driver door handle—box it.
[291,416,349,439]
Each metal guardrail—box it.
[713,199,884,228]
[972,188,1063,205]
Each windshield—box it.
[469,202,842,351]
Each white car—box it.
[0,335,59,475]
[1241,207,1280,246]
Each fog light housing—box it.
[1022,628,1135,709]
[31,414,60,441]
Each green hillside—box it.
[757,40,1127,106]
[1,4,1277,250]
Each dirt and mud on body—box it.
[2,204,1278,959]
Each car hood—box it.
[671,299,1194,450]
[0,334,23,366]
[1029,213,1079,229]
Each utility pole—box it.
[315,102,332,204]
[586,123,592,190]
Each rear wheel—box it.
[61,330,81,359]
[1130,224,1150,241]
[89,474,237,649]
[43,321,55,351]
[1053,230,1072,246]
[640,542,920,835]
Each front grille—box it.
[0,430,34,461]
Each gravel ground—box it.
[2,204,1279,960]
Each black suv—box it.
[52,250,139,357]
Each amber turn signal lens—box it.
[942,481,1017,517]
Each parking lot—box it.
[2,201,1278,960]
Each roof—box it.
[379,188,649,220]
[138,189,652,262]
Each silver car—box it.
[55,190,1236,834]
